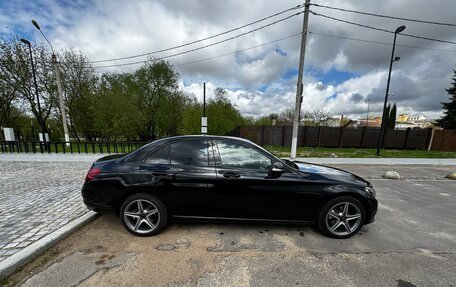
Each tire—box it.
[318,196,365,239]
[120,193,167,236]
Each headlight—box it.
[365,186,376,198]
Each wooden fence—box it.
[227,126,434,150]
[430,129,456,151]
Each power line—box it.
[309,31,456,53]
[91,4,304,63]
[175,32,302,67]
[310,11,456,45]
[311,3,456,27]
[94,11,304,69]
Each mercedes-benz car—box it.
[81,135,377,239]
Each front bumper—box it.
[365,197,378,225]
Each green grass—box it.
[265,146,456,158]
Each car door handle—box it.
[223,171,240,178]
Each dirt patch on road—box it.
[6,215,226,287]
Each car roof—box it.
[159,135,253,144]
[124,135,277,163]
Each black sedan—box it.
[82,135,377,239]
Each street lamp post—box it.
[20,38,47,149]
[376,25,405,156]
[365,99,370,127]
[32,20,70,146]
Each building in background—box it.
[396,113,433,129]
[344,118,381,128]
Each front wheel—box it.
[318,196,365,239]
[120,193,167,236]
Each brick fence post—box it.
[261,125,265,146]
[360,127,365,148]
[403,128,411,149]
[338,126,344,147]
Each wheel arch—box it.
[326,192,372,224]
[114,188,170,216]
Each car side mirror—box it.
[266,162,287,179]
[272,161,285,172]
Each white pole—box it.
[52,54,70,147]
[291,0,311,159]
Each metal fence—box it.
[3,127,450,153]
[227,126,434,150]
[0,140,148,154]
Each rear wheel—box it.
[120,193,167,236]
[318,196,365,239]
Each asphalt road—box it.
[6,165,456,287]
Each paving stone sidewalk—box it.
[0,161,93,263]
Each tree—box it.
[0,67,19,128]
[278,108,295,125]
[388,103,397,129]
[59,50,98,140]
[302,107,331,126]
[155,90,187,137]
[247,114,278,126]
[93,74,142,140]
[134,59,180,140]
[180,97,203,135]
[384,103,391,126]
[436,70,456,129]
[206,88,245,135]
[0,35,56,135]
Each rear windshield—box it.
[123,139,167,163]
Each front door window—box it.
[216,141,271,170]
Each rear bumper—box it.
[83,200,116,214]
[81,186,117,214]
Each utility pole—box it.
[201,83,207,135]
[53,54,70,146]
[291,0,311,159]
[203,82,206,117]
[32,20,70,146]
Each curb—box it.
[0,211,98,280]
[0,154,100,162]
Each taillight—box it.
[85,167,101,183]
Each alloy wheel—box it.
[325,202,362,237]
[123,199,160,234]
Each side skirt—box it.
[171,215,313,225]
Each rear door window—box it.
[145,145,169,164]
[170,140,209,167]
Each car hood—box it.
[292,160,369,186]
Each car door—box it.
[212,139,310,221]
[140,139,218,217]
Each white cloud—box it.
[1,0,455,120]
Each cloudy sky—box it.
[1,0,455,120]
